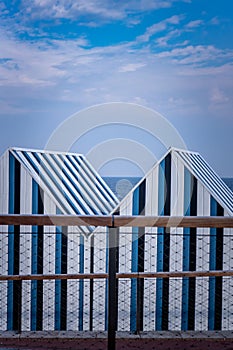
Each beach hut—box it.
[0,147,118,331]
[114,147,233,332]
[0,146,232,333]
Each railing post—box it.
[108,226,118,350]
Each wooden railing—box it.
[0,214,233,227]
[0,214,233,350]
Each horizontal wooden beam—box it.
[1,270,233,281]
[0,215,232,228]
[0,215,112,227]
[113,216,233,228]
[118,270,233,279]
[0,273,107,281]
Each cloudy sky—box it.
[0,0,232,176]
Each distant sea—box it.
[104,177,233,201]
[103,177,141,201]
[222,178,233,192]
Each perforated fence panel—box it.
[0,227,233,349]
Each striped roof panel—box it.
[175,149,233,215]
[11,148,119,217]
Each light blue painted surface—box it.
[55,207,62,330]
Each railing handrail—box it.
[1,270,233,281]
[0,214,232,228]
[0,215,232,346]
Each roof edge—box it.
[9,147,84,157]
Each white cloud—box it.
[21,0,125,21]
[118,63,146,73]
[19,0,182,22]
[0,0,232,178]
[156,45,233,67]
[129,0,173,11]
[175,39,189,47]
[210,87,229,104]
[155,29,182,47]
[168,96,187,105]
[0,5,232,130]
[186,20,203,29]
[0,28,101,87]
[137,15,184,42]
[209,17,219,25]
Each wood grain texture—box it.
[0,215,232,227]
[1,270,233,281]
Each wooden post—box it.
[108,227,118,350]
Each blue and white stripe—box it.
[0,146,232,331]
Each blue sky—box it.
[0,0,233,176]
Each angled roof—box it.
[113,147,233,216]
[175,148,233,215]
[10,147,119,216]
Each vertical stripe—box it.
[55,207,62,330]
[60,226,67,330]
[117,194,132,332]
[156,154,171,330]
[182,168,191,331]
[162,154,171,330]
[221,211,232,330]
[130,187,139,331]
[209,197,223,330]
[188,175,197,330]
[7,153,15,330]
[20,166,32,331]
[194,184,210,331]
[168,154,183,331]
[105,227,109,331]
[156,159,165,330]
[215,202,223,330]
[0,152,9,331]
[37,188,43,331]
[55,206,67,330]
[13,156,21,332]
[31,180,44,331]
[42,193,56,331]
[137,181,146,332]
[66,226,79,331]
[7,153,21,331]
[89,235,94,331]
[79,235,84,330]
[115,228,119,331]
[31,180,38,331]
[209,198,216,330]
[182,168,197,330]
[130,180,146,332]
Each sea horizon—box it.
[103,176,233,201]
